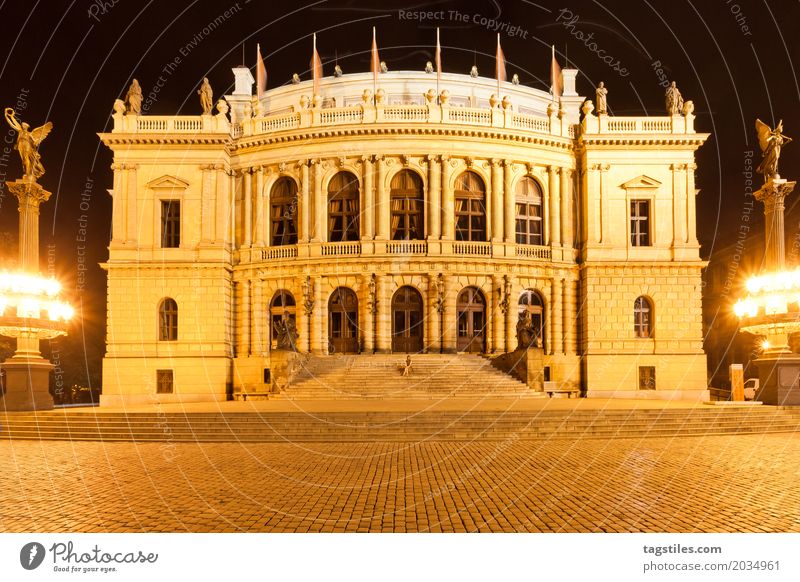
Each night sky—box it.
[0,0,798,387]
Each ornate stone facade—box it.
[98,69,709,405]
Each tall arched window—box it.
[634,296,653,338]
[515,177,543,245]
[270,177,298,246]
[158,298,178,341]
[519,289,545,349]
[454,171,486,242]
[390,170,424,240]
[328,171,360,241]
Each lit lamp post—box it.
[0,108,73,411]
[733,119,800,405]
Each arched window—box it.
[270,290,297,349]
[515,177,543,245]
[390,170,424,240]
[454,171,486,242]
[270,177,298,246]
[519,290,545,349]
[158,298,178,341]
[328,171,360,241]
[634,296,653,338]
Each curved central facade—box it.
[99,68,709,405]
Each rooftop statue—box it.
[756,119,792,181]
[291,73,301,84]
[665,81,683,115]
[334,65,343,78]
[198,78,213,115]
[425,61,433,74]
[595,81,608,114]
[4,108,52,181]
[125,79,142,115]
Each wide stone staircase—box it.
[276,353,538,400]
[2,406,800,442]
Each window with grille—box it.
[328,172,360,241]
[158,298,178,341]
[630,199,650,246]
[156,369,174,394]
[390,170,424,240]
[515,177,543,245]
[270,177,298,246]
[634,296,652,338]
[454,171,486,242]
[161,200,181,248]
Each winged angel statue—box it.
[4,108,53,181]
[756,119,792,182]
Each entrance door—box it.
[328,287,359,354]
[392,286,424,353]
[456,287,486,353]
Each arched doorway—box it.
[328,287,359,353]
[456,287,486,353]
[270,290,297,349]
[391,286,424,353]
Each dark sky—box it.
[0,0,798,384]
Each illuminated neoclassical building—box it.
[99,64,709,405]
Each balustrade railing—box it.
[386,240,428,255]
[452,241,491,256]
[261,245,298,260]
[321,241,362,256]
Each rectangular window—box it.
[630,200,650,247]
[161,200,181,248]
[156,369,174,394]
[638,366,656,390]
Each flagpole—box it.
[436,28,441,105]
[496,34,500,96]
[373,27,377,106]
[551,45,556,103]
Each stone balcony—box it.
[249,240,558,264]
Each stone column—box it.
[548,165,561,246]
[427,273,442,353]
[544,280,553,355]
[564,276,577,355]
[441,156,454,240]
[362,273,375,353]
[242,280,252,355]
[505,278,516,353]
[560,168,572,248]
[253,279,263,355]
[442,274,457,352]
[551,277,563,355]
[687,162,699,246]
[255,166,265,246]
[313,159,325,242]
[125,163,138,244]
[375,275,391,352]
[311,277,324,353]
[243,168,253,247]
[299,160,310,242]
[375,155,388,239]
[214,165,226,243]
[110,163,124,244]
[362,156,375,239]
[427,155,441,239]
[491,274,504,353]
[503,160,515,243]
[200,165,214,243]
[491,159,503,242]
[230,170,237,248]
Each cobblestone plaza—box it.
[2,433,798,533]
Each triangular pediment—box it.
[620,175,661,189]
[147,175,190,189]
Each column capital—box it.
[426,154,440,164]
[490,158,503,167]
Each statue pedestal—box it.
[754,352,800,406]
[1,357,54,411]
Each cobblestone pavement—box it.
[1,434,799,532]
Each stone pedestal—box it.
[730,363,744,401]
[0,357,54,411]
[754,353,800,405]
